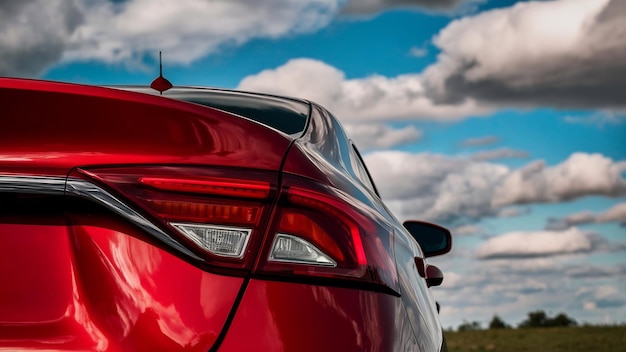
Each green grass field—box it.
[444,326,626,352]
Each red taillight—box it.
[76,167,398,295]
[139,177,270,199]
[256,175,399,295]
[77,166,277,271]
[146,200,261,224]
[276,211,345,263]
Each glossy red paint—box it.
[0,213,243,351]
[1,78,449,351]
[0,78,291,176]
[218,279,399,351]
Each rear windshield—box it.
[115,87,310,136]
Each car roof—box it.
[113,86,311,136]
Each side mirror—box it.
[403,221,452,257]
[425,265,444,287]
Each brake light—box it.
[275,211,344,262]
[76,167,399,295]
[146,200,260,224]
[256,175,399,295]
[287,190,364,264]
[139,177,270,199]
[77,166,277,271]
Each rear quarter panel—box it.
[282,103,443,350]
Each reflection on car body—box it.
[0,77,451,351]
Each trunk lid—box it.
[0,79,294,351]
[0,78,292,176]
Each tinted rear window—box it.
[116,87,310,135]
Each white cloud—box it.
[238,58,492,121]
[0,0,341,76]
[493,153,626,206]
[577,285,626,310]
[431,256,626,328]
[365,151,508,223]
[6,0,623,116]
[239,58,344,108]
[4,0,625,115]
[451,224,485,236]
[423,0,626,109]
[0,0,83,76]
[475,228,599,259]
[363,151,626,224]
[584,302,597,311]
[344,124,422,150]
[238,0,626,121]
[496,206,529,218]
[597,202,626,223]
[68,0,341,65]
[547,202,626,230]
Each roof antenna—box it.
[150,51,173,95]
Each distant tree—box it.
[519,310,577,328]
[519,310,548,328]
[457,320,482,332]
[549,313,577,327]
[489,315,510,329]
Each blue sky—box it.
[2,0,625,328]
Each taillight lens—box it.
[76,166,276,272]
[256,175,399,295]
[138,177,270,199]
[75,167,398,295]
[268,233,336,266]
[170,223,251,258]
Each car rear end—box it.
[0,79,426,351]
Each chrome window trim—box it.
[0,175,66,195]
[0,174,202,262]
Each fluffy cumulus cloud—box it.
[343,124,422,150]
[0,0,83,76]
[0,0,341,76]
[547,202,626,230]
[430,256,626,328]
[238,58,492,121]
[474,228,611,259]
[492,153,626,206]
[4,0,626,117]
[423,0,626,109]
[364,151,507,223]
[363,151,626,224]
[239,0,626,121]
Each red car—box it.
[0,77,451,351]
